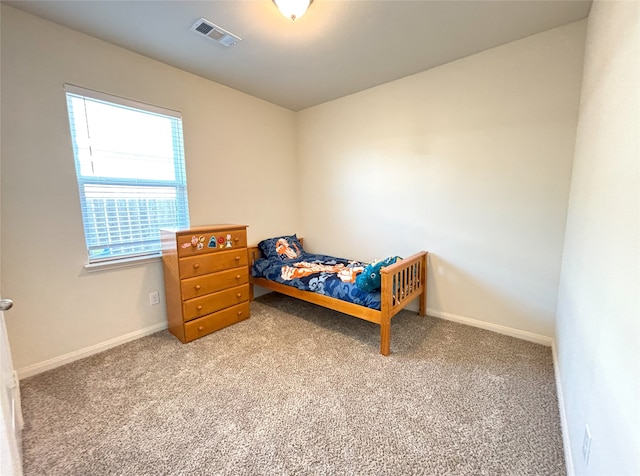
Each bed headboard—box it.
[247,246,262,267]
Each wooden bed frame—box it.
[248,244,428,356]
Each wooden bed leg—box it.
[380,317,391,356]
[419,255,427,317]
[418,289,426,317]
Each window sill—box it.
[83,253,162,272]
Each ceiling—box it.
[5,0,592,111]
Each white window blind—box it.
[64,84,190,263]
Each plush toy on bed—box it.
[355,256,401,292]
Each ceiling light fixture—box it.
[272,0,314,21]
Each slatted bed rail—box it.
[381,251,428,319]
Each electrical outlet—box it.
[149,291,160,306]
[582,424,592,465]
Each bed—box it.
[248,235,428,355]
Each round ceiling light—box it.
[272,0,314,21]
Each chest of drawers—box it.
[160,224,249,343]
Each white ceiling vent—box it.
[191,18,241,47]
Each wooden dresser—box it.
[160,224,249,343]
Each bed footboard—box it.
[380,251,428,318]
[379,251,428,355]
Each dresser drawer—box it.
[182,284,249,321]
[177,228,247,257]
[184,302,250,342]
[180,268,249,301]
[179,249,248,278]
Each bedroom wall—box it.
[556,0,639,474]
[0,5,298,373]
[296,21,586,339]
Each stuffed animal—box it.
[355,256,401,292]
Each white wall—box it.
[297,21,586,339]
[0,5,298,373]
[556,1,639,474]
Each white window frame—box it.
[64,84,190,268]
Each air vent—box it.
[191,18,241,47]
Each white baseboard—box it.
[552,340,574,476]
[426,307,553,346]
[17,322,168,380]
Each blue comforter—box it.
[251,253,382,310]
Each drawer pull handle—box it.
[237,311,243,316]
[198,325,204,331]
[236,293,242,298]
[234,237,239,242]
[195,285,201,290]
[193,263,200,269]
[235,275,241,280]
[197,305,203,311]
[234,256,241,261]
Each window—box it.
[64,84,190,264]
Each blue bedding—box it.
[251,253,383,310]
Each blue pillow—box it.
[258,234,305,261]
[355,256,401,292]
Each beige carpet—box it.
[20,293,565,475]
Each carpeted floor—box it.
[20,293,565,475]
